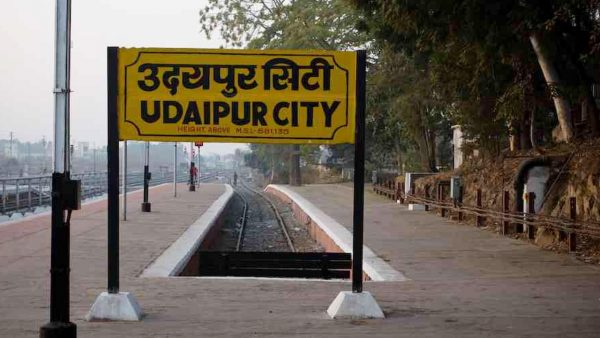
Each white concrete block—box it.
[86,292,142,321]
[408,204,425,211]
[327,291,385,319]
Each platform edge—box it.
[266,184,408,282]
[140,184,235,277]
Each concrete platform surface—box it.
[0,183,599,337]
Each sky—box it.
[0,0,246,155]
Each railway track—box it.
[195,175,351,279]
[234,179,295,252]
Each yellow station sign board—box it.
[117,48,357,144]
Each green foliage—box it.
[200,0,370,181]
[365,44,452,172]
[247,144,291,183]
[200,0,368,50]
[199,0,600,175]
[357,0,600,149]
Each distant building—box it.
[2,143,18,159]
[76,142,90,158]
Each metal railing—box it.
[403,193,600,247]
[0,171,219,216]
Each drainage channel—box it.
[180,178,351,279]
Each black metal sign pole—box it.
[189,143,196,191]
[107,47,120,294]
[352,50,367,293]
[142,142,151,211]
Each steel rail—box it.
[234,191,249,252]
[237,179,296,252]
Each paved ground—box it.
[285,184,600,336]
[1,183,599,337]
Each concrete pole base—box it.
[327,291,385,319]
[141,202,151,212]
[86,291,142,321]
[39,321,76,338]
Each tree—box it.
[354,0,600,144]
[200,0,366,50]
[366,46,452,172]
[200,0,369,183]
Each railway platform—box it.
[1,183,599,337]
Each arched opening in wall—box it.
[514,157,552,216]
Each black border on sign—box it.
[121,50,350,141]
